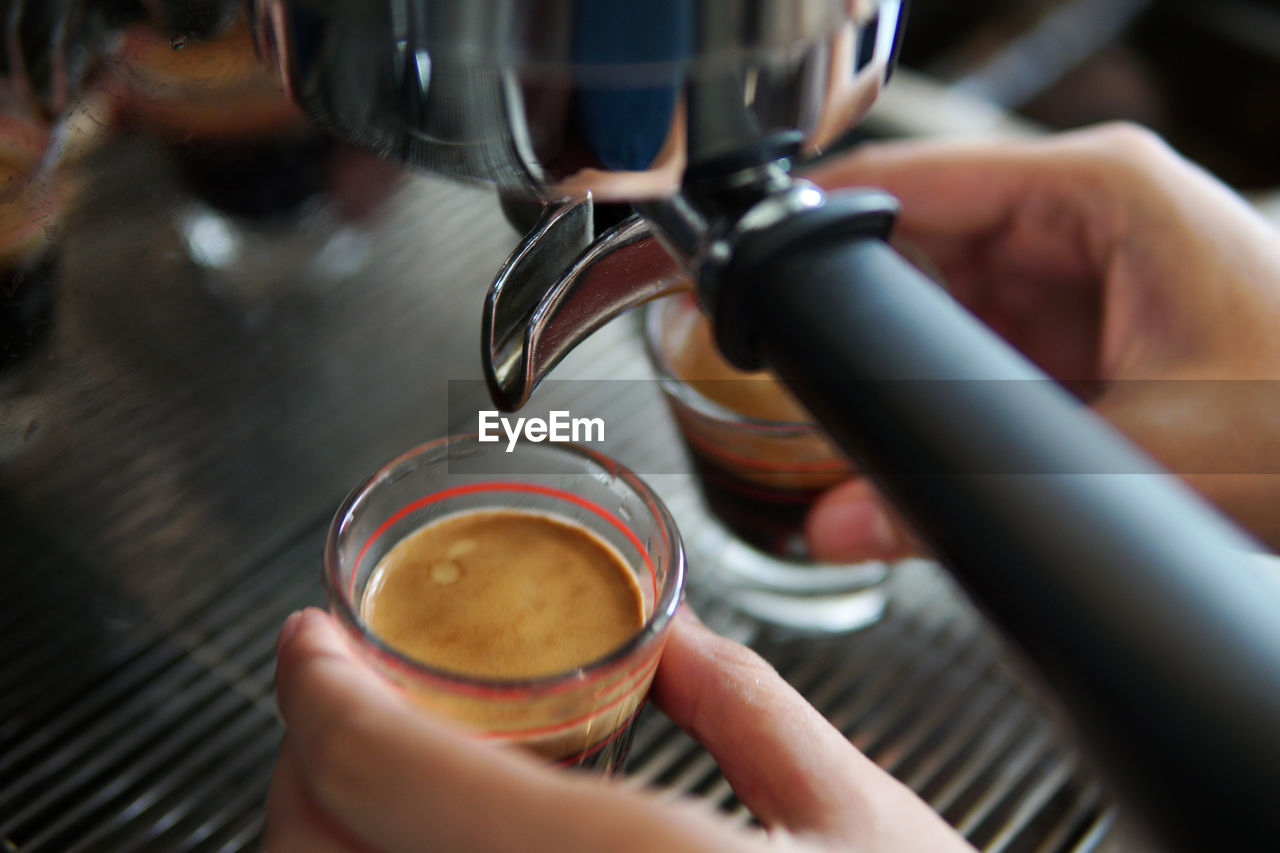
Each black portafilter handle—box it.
[711,200,1280,852]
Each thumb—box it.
[651,609,971,851]
[273,609,758,853]
[806,479,921,563]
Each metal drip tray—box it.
[2,127,1125,851]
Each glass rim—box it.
[323,432,686,696]
[641,295,824,437]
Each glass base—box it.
[687,522,890,635]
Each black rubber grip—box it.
[728,229,1280,852]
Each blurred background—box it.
[2,1,1278,850]
[899,0,1280,192]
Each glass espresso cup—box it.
[324,435,685,773]
[644,293,888,633]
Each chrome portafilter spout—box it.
[482,194,687,412]
[255,1,1280,849]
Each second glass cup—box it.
[644,293,889,633]
[325,435,685,773]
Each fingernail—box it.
[866,506,897,552]
[277,610,304,654]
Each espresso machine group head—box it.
[253,0,908,410]
[254,0,899,199]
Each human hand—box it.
[802,123,1280,560]
[265,607,973,852]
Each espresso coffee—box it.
[362,509,644,680]
[660,295,813,423]
[360,508,650,769]
[656,299,853,558]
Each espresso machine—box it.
[3,1,1279,850]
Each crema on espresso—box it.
[362,509,644,679]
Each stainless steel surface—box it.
[484,199,685,411]
[256,0,905,201]
[483,162,835,409]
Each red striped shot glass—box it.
[643,293,889,633]
[324,434,684,773]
